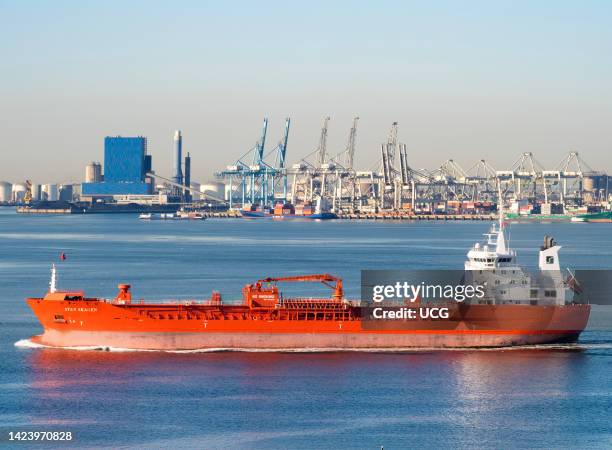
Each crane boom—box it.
[278,117,290,169]
[254,118,268,165]
[257,273,344,299]
[317,117,330,167]
[345,116,359,170]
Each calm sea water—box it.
[1,207,611,449]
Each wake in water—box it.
[14,338,612,353]
[14,339,157,352]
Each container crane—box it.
[218,118,290,207]
[345,116,359,171]
[317,117,331,167]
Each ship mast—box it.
[497,178,504,228]
[496,179,508,253]
[49,264,57,293]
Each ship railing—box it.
[281,297,344,302]
[280,298,348,310]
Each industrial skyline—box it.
[0,119,610,186]
[1,1,612,181]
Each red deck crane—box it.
[244,274,344,308]
[258,274,344,299]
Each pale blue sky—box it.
[1,0,611,183]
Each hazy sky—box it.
[1,0,611,183]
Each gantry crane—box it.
[217,118,291,207]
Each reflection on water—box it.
[18,347,607,448]
[452,350,583,442]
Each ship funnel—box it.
[542,235,555,250]
[539,236,561,271]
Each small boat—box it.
[571,211,612,223]
[240,204,273,218]
[272,197,338,220]
[139,213,176,220]
[505,213,572,222]
[176,210,206,220]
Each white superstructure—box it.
[464,215,570,305]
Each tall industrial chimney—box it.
[173,130,183,186]
[184,152,191,203]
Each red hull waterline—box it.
[29,329,585,351]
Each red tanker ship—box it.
[25,220,590,350]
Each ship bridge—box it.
[465,221,517,271]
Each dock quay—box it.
[334,213,497,221]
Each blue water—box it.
[1,208,611,449]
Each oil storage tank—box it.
[59,184,74,202]
[582,176,598,192]
[190,182,201,200]
[12,183,27,203]
[85,162,102,183]
[0,182,12,203]
[31,184,42,201]
[201,181,225,200]
[43,184,58,201]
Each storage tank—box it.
[582,176,597,192]
[85,161,102,183]
[12,183,27,203]
[59,184,74,202]
[0,181,12,203]
[190,182,201,200]
[31,184,42,201]
[605,176,612,196]
[72,183,82,199]
[201,181,225,200]
[43,184,58,201]
[224,184,232,201]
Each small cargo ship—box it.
[240,204,273,218]
[571,211,612,223]
[139,210,205,220]
[505,212,572,222]
[272,197,338,220]
[241,198,337,220]
[25,218,590,351]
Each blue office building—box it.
[82,136,152,196]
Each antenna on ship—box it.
[497,178,504,229]
[49,264,57,293]
[495,179,510,254]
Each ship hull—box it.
[505,213,572,222]
[240,210,272,218]
[29,329,582,351]
[272,212,338,220]
[574,212,612,222]
[26,298,590,351]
